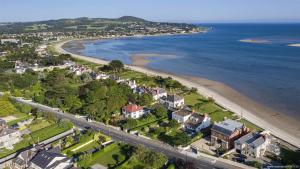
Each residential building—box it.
[148,87,167,100]
[122,104,148,119]
[234,132,270,158]
[13,149,37,169]
[1,38,19,44]
[184,113,211,133]
[172,109,192,123]
[29,149,72,169]
[126,80,137,89]
[159,94,184,108]
[211,119,249,150]
[0,125,22,150]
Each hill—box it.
[0,16,202,34]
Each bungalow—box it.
[235,132,270,158]
[184,113,211,133]
[148,87,167,100]
[159,94,184,108]
[122,104,148,119]
[211,119,249,150]
[172,109,192,123]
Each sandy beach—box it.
[288,43,300,47]
[55,40,300,148]
[239,39,271,44]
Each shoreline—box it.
[54,40,300,148]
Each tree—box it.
[137,93,152,106]
[64,95,82,112]
[152,105,167,118]
[109,60,124,72]
[168,119,180,129]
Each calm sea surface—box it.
[64,24,300,119]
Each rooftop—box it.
[173,109,192,117]
[161,94,183,102]
[212,119,244,136]
[122,104,143,113]
[235,132,261,145]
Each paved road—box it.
[13,98,250,169]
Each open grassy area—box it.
[118,70,156,86]
[6,113,31,126]
[184,93,206,106]
[239,119,263,132]
[27,119,52,132]
[78,143,127,168]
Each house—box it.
[148,87,167,100]
[122,104,148,119]
[234,132,270,158]
[29,149,73,169]
[133,86,147,95]
[126,80,137,89]
[172,109,192,123]
[159,94,184,108]
[211,119,249,150]
[184,113,211,133]
[0,126,22,150]
[13,149,37,169]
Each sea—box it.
[64,24,300,120]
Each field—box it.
[0,100,21,117]
[77,143,127,168]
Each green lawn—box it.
[118,70,156,86]
[7,113,31,126]
[239,119,263,132]
[184,93,206,106]
[210,110,236,122]
[27,119,52,132]
[78,143,127,168]
[73,140,101,153]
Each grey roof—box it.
[161,94,183,102]
[0,119,6,125]
[0,128,18,137]
[30,150,67,169]
[212,119,244,136]
[250,137,266,148]
[235,132,260,145]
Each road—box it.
[12,98,251,169]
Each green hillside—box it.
[0,98,20,117]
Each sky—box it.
[1,0,300,23]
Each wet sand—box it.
[55,40,300,148]
[131,53,177,66]
[239,39,271,44]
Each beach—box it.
[288,43,300,47]
[55,40,300,148]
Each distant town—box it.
[0,16,299,169]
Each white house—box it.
[172,109,192,123]
[159,94,184,108]
[184,113,211,132]
[126,80,137,89]
[148,87,167,100]
[122,104,147,119]
[234,132,270,158]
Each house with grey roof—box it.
[0,119,22,150]
[159,94,184,108]
[211,119,249,150]
[234,131,270,158]
[29,149,73,169]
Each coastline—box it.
[54,40,300,148]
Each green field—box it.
[78,143,127,168]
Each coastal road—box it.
[11,97,251,169]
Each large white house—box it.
[122,104,148,119]
[234,131,270,158]
[184,113,211,132]
[172,109,192,123]
[148,87,167,100]
[159,94,184,108]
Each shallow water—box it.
[64,24,300,120]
